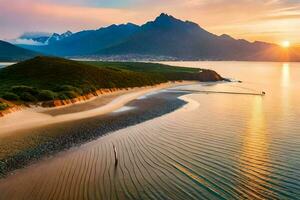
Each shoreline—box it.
[0,81,196,136]
[0,87,143,118]
[0,82,195,177]
[0,91,199,181]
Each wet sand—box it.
[0,82,194,177]
[0,88,198,197]
[0,81,194,136]
[41,90,129,116]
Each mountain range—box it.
[18,31,73,45]
[21,24,139,56]
[1,13,299,61]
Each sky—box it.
[1,0,300,46]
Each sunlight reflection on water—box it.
[1,61,300,199]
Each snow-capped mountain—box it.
[45,31,73,45]
[14,31,73,46]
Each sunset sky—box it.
[1,0,300,46]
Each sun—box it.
[281,41,290,48]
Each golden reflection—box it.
[281,63,291,115]
[238,97,271,193]
[281,63,290,87]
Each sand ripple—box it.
[0,84,300,200]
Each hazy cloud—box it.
[10,38,45,46]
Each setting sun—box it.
[281,41,290,48]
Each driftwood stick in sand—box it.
[113,144,118,167]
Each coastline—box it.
[0,81,195,177]
[0,88,136,118]
[0,81,195,136]
[0,90,199,180]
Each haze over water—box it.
[0,61,300,199]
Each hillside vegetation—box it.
[0,102,9,110]
[0,56,223,104]
[86,61,224,82]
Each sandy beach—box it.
[0,91,200,200]
[0,81,195,136]
[0,81,196,178]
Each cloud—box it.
[20,32,52,39]
[10,38,45,46]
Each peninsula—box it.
[0,56,224,116]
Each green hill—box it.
[0,40,40,61]
[0,56,166,103]
[85,61,224,82]
[0,56,224,104]
[84,61,199,73]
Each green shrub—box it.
[2,92,19,101]
[37,90,57,101]
[11,86,39,95]
[107,82,116,88]
[81,84,97,93]
[56,85,83,95]
[56,85,74,91]
[19,92,37,102]
[59,91,79,99]
[58,93,69,100]
[0,102,9,110]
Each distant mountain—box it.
[45,31,73,45]
[16,13,299,61]
[96,13,291,61]
[21,24,139,56]
[16,31,73,46]
[0,40,40,61]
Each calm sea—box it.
[0,61,299,199]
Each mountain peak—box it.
[220,34,234,40]
[126,22,139,27]
[158,13,172,18]
[52,33,60,37]
[151,13,202,30]
[101,23,139,31]
[63,31,73,36]
[154,13,177,23]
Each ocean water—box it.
[0,61,299,200]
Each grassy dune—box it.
[84,61,199,73]
[0,57,166,103]
[86,61,224,82]
[0,56,224,104]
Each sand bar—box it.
[0,81,196,136]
